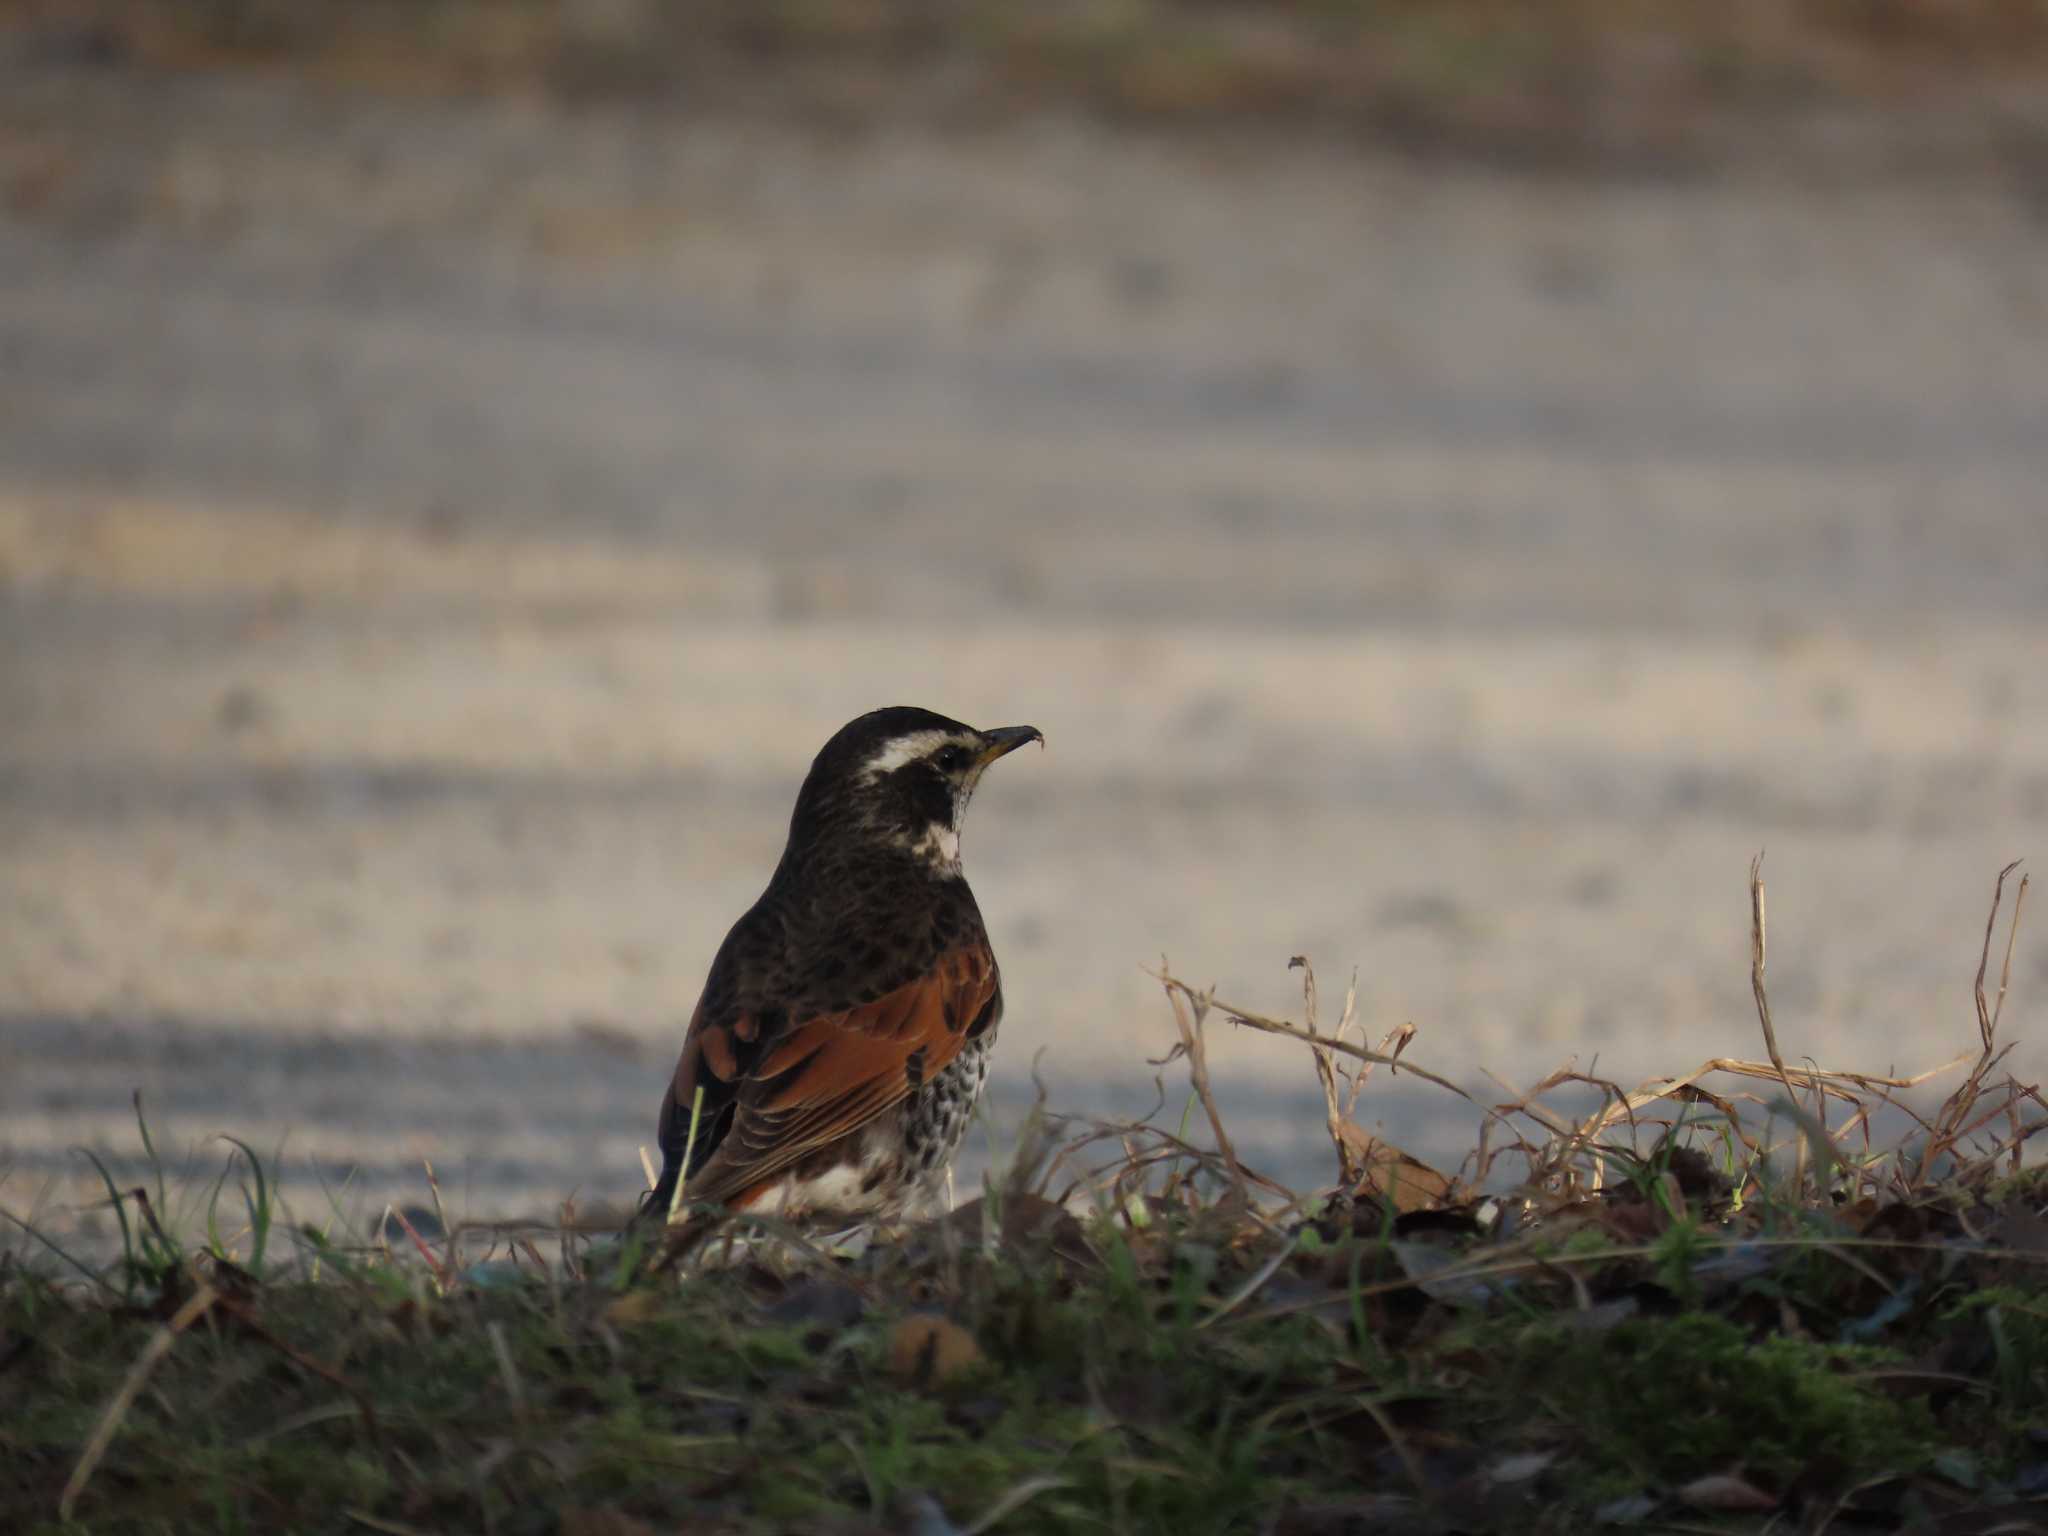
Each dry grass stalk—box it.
[1043,1108,1295,1216]
[1919,860,2029,1184]
[61,1281,220,1519]
[1750,852,1809,1193]
[1159,969,1251,1210]
[1193,988,1476,1107]
[1990,868,2029,1036]
[1291,957,1366,1190]
[1973,861,2024,1055]
[1152,857,2033,1223]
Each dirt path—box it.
[3,64,2046,1241]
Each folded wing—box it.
[653,943,997,1215]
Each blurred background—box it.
[3,1,2046,1240]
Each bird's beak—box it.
[976,725,1044,766]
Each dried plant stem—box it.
[1353,1021,1415,1121]
[1997,873,2031,1173]
[1578,1054,1963,1136]
[1992,871,2029,1035]
[1974,861,2026,1052]
[1750,853,1809,1191]
[1291,957,1365,1189]
[1922,860,2028,1181]
[1192,989,1477,1107]
[61,1282,219,1520]
[1161,971,1250,1208]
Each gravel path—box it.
[3,64,2046,1243]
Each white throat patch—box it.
[906,821,962,875]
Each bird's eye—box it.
[934,745,968,773]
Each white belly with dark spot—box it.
[752,1034,995,1221]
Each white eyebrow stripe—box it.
[859,729,960,779]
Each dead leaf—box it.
[889,1315,982,1388]
[601,1290,664,1327]
[1344,1131,1452,1212]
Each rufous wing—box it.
[660,943,997,1214]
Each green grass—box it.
[1505,1314,1937,1488]
[5,865,2043,1532]
[6,1103,2046,1533]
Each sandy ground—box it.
[2,61,2046,1246]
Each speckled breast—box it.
[899,1031,996,1185]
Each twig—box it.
[1160,969,1250,1208]
[1187,986,1478,1106]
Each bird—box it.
[639,706,1041,1256]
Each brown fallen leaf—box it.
[601,1290,664,1327]
[1342,1128,1452,1212]
[889,1315,982,1389]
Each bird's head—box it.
[789,706,1042,876]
